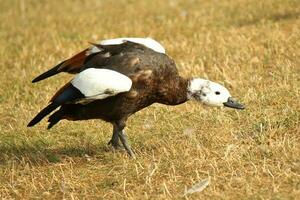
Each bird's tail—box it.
[32,61,64,83]
[47,109,64,129]
[27,103,59,127]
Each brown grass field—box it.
[0,0,299,199]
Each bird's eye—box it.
[215,91,220,95]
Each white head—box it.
[188,78,244,109]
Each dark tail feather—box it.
[32,61,65,83]
[27,103,59,127]
[47,110,63,129]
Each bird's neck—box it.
[157,76,190,105]
[186,78,210,100]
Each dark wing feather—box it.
[32,60,65,83]
[32,48,92,83]
[83,41,177,77]
[27,103,59,127]
[32,41,165,82]
[27,82,84,127]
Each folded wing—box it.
[28,68,132,127]
[71,68,132,101]
[32,38,165,83]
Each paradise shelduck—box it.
[28,37,244,158]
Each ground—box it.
[0,0,299,199]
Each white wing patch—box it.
[88,46,102,55]
[87,37,166,55]
[100,37,166,54]
[71,68,132,101]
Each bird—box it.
[28,37,245,158]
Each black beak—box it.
[223,97,245,110]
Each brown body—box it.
[58,45,189,123]
[30,42,189,129]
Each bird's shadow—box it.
[0,141,116,166]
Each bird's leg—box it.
[113,122,135,158]
[108,126,122,149]
[118,130,136,159]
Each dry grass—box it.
[0,0,299,199]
